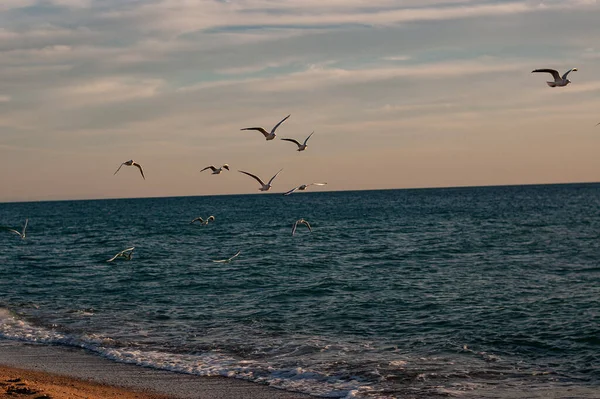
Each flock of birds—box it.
[4,66,593,262]
[6,114,323,264]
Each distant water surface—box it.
[1,184,599,398]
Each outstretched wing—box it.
[531,68,560,81]
[271,114,291,134]
[309,182,327,187]
[303,131,315,146]
[190,217,205,224]
[201,166,217,172]
[22,219,28,237]
[280,138,302,148]
[133,162,145,180]
[228,250,241,261]
[239,170,266,186]
[291,221,299,236]
[267,169,283,185]
[113,163,125,175]
[6,229,21,237]
[241,127,269,137]
[300,220,312,232]
[283,185,301,196]
[562,68,578,80]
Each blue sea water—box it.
[0,184,599,398]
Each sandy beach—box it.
[0,340,310,399]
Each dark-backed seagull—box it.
[190,215,215,225]
[107,247,135,262]
[201,164,229,174]
[7,219,28,239]
[212,250,241,263]
[241,114,290,141]
[531,68,577,87]
[292,219,312,236]
[283,183,327,196]
[281,131,314,151]
[239,169,283,191]
[114,160,145,179]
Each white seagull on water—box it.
[107,247,135,262]
[201,164,229,174]
[114,160,145,180]
[241,114,290,141]
[190,215,215,225]
[292,219,312,236]
[7,219,28,239]
[283,183,327,196]
[281,131,314,151]
[212,250,241,263]
[238,169,283,191]
[531,68,578,87]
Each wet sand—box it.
[0,340,310,399]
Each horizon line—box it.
[1,180,599,205]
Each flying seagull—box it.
[283,182,327,196]
[281,131,314,151]
[241,114,290,141]
[7,219,28,239]
[190,215,215,225]
[212,250,241,263]
[107,247,135,262]
[531,68,578,87]
[292,219,312,236]
[238,169,283,191]
[114,160,145,180]
[200,164,230,174]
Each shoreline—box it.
[0,340,311,399]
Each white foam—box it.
[0,308,377,398]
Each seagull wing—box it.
[532,69,560,81]
[291,221,299,236]
[133,162,145,179]
[201,166,217,172]
[22,219,28,237]
[190,216,205,224]
[309,183,327,187]
[562,68,578,80]
[283,185,301,196]
[113,163,125,175]
[303,131,314,146]
[271,114,291,134]
[107,253,120,262]
[228,250,241,261]
[6,229,21,237]
[267,169,283,186]
[300,220,312,232]
[241,127,269,137]
[239,170,266,186]
[280,138,302,148]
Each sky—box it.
[1,0,600,202]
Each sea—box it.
[1,184,599,398]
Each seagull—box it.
[107,247,135,262]
[241,114,290,141]
[114,160,145,179]
[7,219,28,239]
[190,215,215,225]
[531,68,578,87]
[281,131,314,151]
[292,219,312,236]
[283,183,327,196]
[212,250,241,263]
[238,169,283,191]
[201,164,230,174]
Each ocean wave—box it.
[0,307,375,398]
